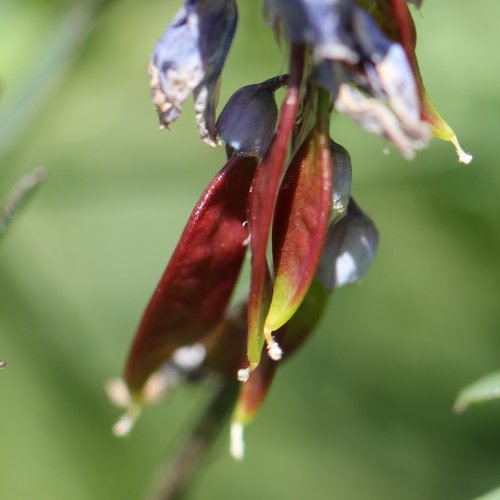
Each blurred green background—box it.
[1,1,500,499]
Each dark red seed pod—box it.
[124,155,258,401]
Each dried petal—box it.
[311,7,429,159]
[265,0,358,63]
[149,0,237,145]
[193,76,222,146]
[317,59,429,155]
[375,43,421,128]
[335,82,429,159]
[356,0,471,163]
[352,6,392,63]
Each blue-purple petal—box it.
[265,0,358,63]
[149,0,237,146]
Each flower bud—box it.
[330,141,352,219]
[316,199,379,291]
[216,75,287,157]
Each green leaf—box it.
[454,371,500,413]
[474,486,500,500]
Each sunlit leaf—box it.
[474,486,500,500]
[454,371,500,413]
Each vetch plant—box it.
[108,0,471,468]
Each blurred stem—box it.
[0,167,46,237]
[152,379,239,500]
[0,0,115,162]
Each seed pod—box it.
[246,46,305,374]
[264,108,333,335]
[230,279,329,460]
[124,155,258,401]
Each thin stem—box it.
[0,5,92,161]
[0,0,117,162]
[151,378,240,500]
[0,167,46,236]
[258,74,289,92]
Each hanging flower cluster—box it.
[108,0,471,458]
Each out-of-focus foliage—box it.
[455,372,500,414]
[1,1,500,499]
[475,487,500,500]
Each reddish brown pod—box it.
[124,155,258,401]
